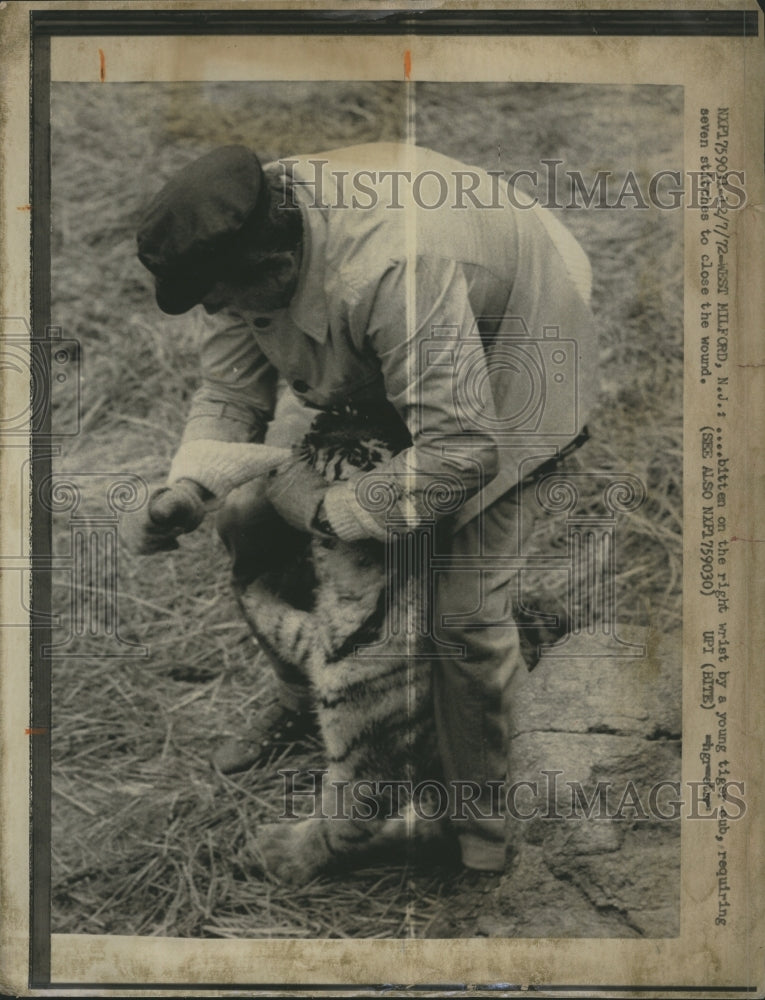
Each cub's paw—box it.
[249,822,325,885]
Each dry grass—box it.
[49,81,683,937]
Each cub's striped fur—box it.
[235,410,442,884]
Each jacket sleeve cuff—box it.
[168,440,291,498]
[323,484,388,542]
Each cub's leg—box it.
[253,681,441,885]
[252,767,447,884]
[235,579,319,673]
[235,584,389,881]
[251,762,392,884]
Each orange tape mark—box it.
[25,727,47,736]
[17,204,31,211]
[99,48,106,82]
[404,49,412,80]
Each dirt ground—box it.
[48,80,683,938]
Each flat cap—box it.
[137,145,266,315]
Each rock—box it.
[495,843,644,938]
[509,626,681,741]
[499,625,682,937]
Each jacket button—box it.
[292,379,309,393]
[254,317,271,329]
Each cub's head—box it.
[296,407,411,484]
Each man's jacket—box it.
[170,143,599,540]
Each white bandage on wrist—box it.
[323,484,388,542]
[168,440,291,498]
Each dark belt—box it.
[513,426,591,495]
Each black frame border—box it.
[29,8,762,35]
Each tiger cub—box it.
[234,410,443,885]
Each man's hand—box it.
[265,461,329,535]
[122,478,209,555]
